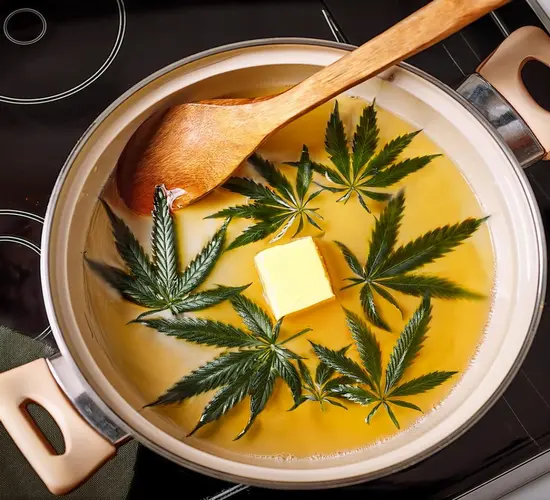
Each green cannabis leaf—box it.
[207,147,323,250]
[335,190,486,331]
[312,296,457,429]
[286,101,438,212]
[140,294,310,439]
[86,186,249,321]
[290,350,351,411]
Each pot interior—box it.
[43,42,544,485]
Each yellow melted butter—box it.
[88,96,494,459]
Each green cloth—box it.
[0,327,138,499]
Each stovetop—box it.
[2,1,550,499]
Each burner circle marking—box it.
[0,235,40,254]
[0,209,44,223]
[3,8,47,46]
[0,0,126,105]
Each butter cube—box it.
[254,237,335,319]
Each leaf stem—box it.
[280,328,312,345]
[128,307,168,324]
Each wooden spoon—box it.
[117,0,508,214]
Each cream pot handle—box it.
[0,359,115,495]
[477,26,550,159]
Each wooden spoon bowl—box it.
[116,97,273,214]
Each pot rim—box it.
[41,37,547,489]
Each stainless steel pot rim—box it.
[41,37,547,489]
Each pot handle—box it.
[477,26,550,159]
[0,359,115,495]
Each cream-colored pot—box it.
[0,27,549,495]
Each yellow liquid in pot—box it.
[90,96,494,459]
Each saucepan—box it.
[0,24,549,495]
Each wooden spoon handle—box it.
[269,0,509,123]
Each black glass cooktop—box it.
[2,1,550,499]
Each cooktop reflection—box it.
[1,1,550,499]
